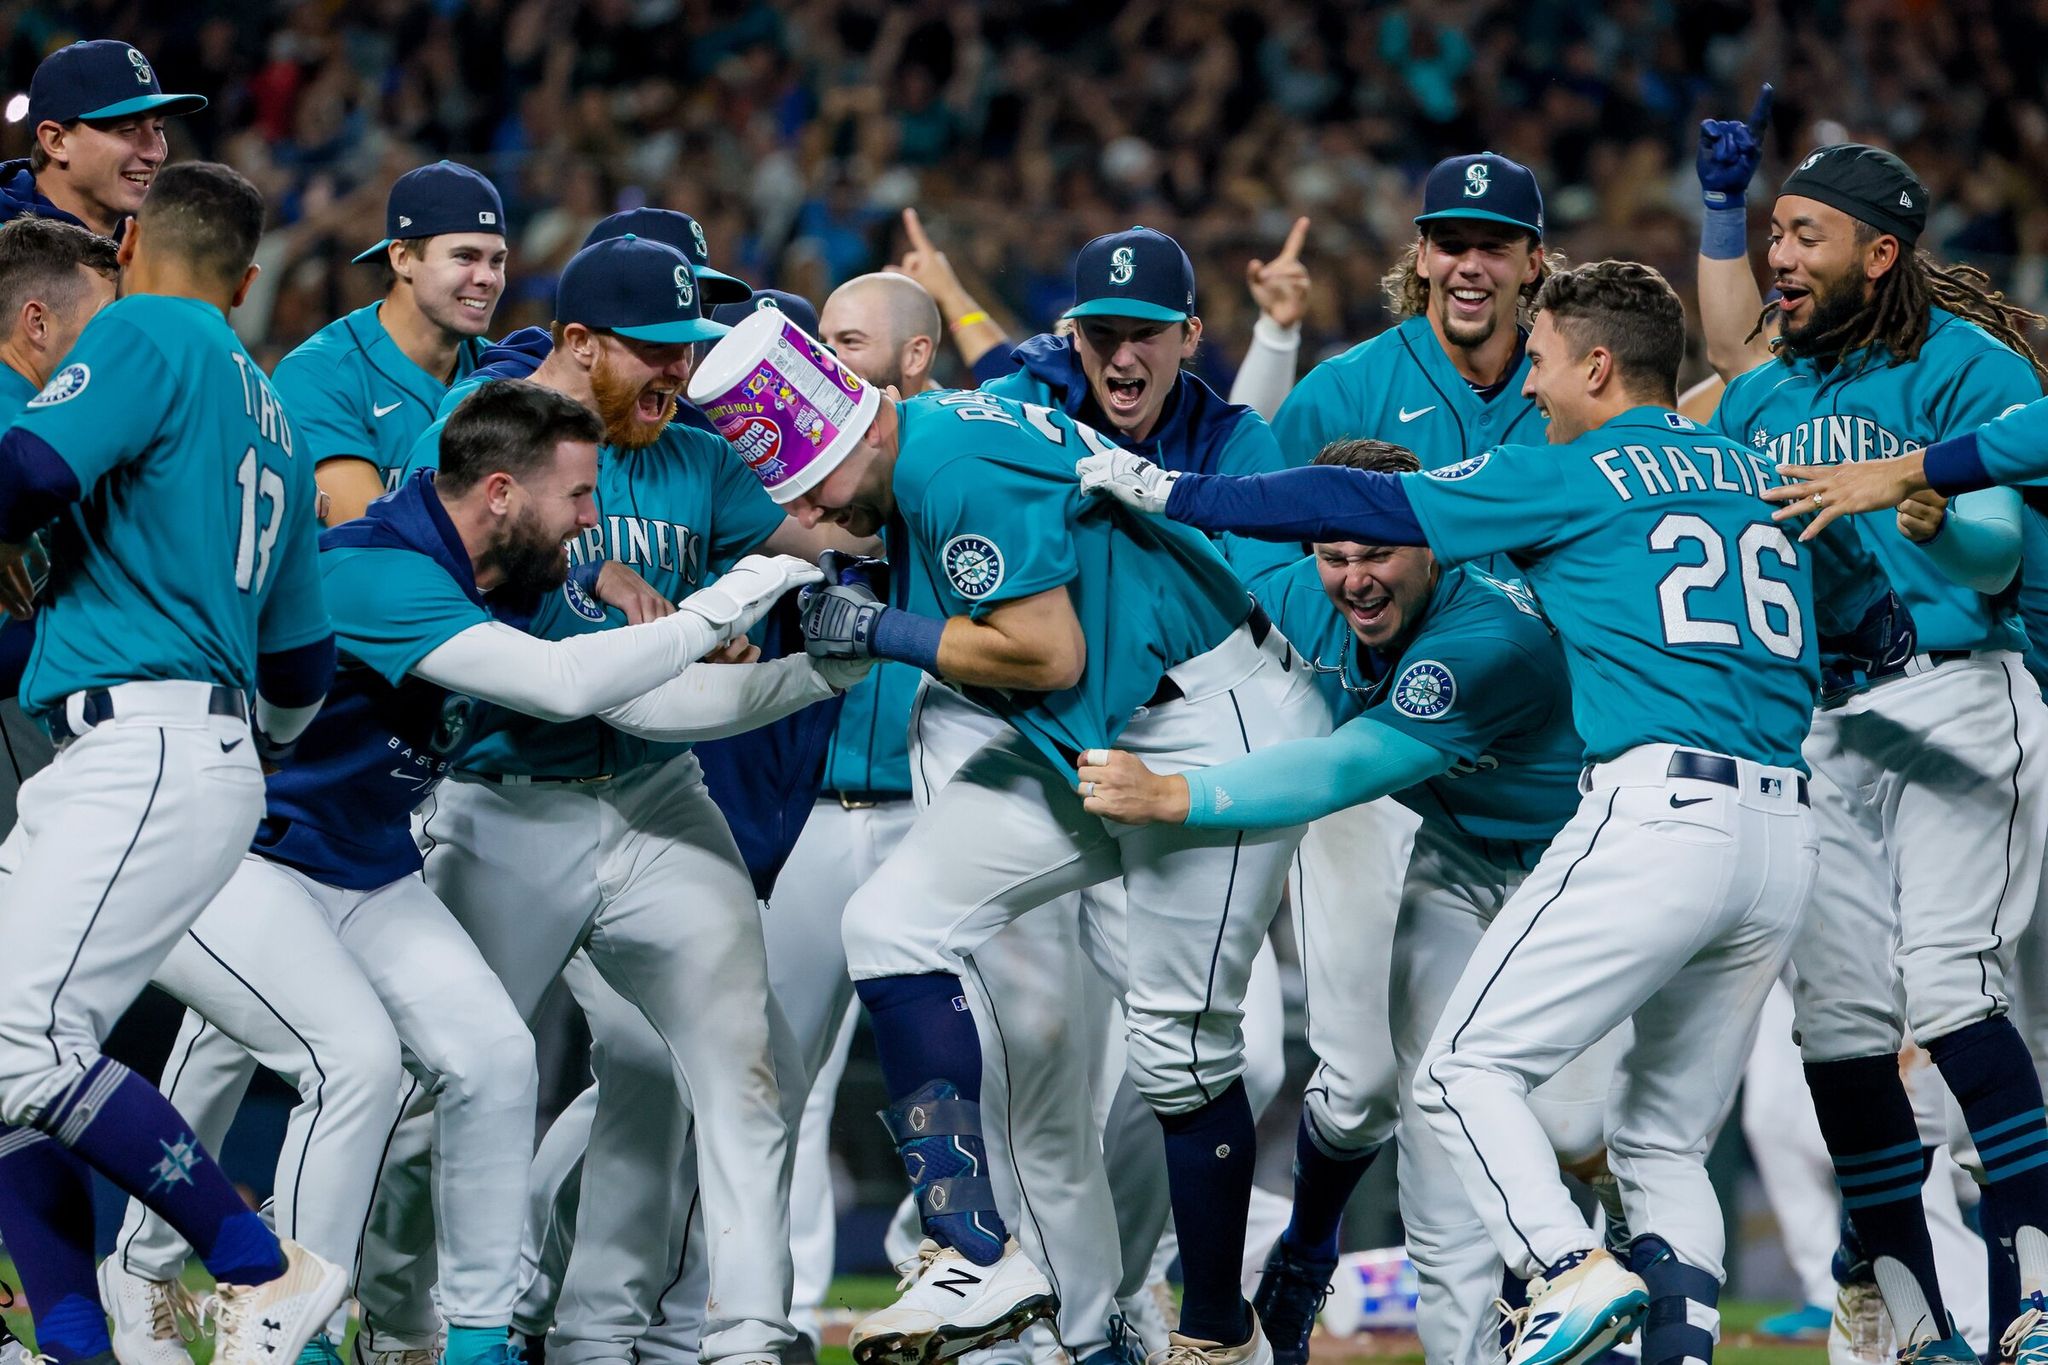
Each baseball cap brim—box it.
[694,265,752,306]
[614,317,732,344]
[350,239,395,266]
[79,92,208,121]
[1062,298,1189,323]
[1414,207,1543,237]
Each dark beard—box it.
[491,506,572,599]
[1776,275,1869,364]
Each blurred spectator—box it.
[1,0,2042,385]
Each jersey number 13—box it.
[234,445,286,594]
[1650,513,1803,659]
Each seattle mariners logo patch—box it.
[691,219,710,260]
[562,574,608,622]
[1426,451,1490,481]
[674,265,694,310]
[128,46,152,85]
[1464,162,1490,197]
[942,534,1005,600]
[29,363,89,407]
[1110,247,1136,285]
[1391,660,1456,720]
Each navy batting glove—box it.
[1697,83,1773,207]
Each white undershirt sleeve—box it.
[412,612,724,721]
[1228,316,1303,421]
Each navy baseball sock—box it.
[1497,1268,1529,1352]
[1804,1055,1949,1340]
[857,973,983,1101]
[1629,1237,1720,1365]
[1984,1182,2020,1347]
[36,1057,282,1286]
[1278,1112,1377,1263]
[1927,1016,2048,1300]
[880,1080,1009,1265]
[1159,1079,1256,1346]
[0,1128,110,1363]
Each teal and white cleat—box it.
[1501,1249,1649,1365]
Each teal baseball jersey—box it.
[1272,316,1546,468]
[981,345,1300,597]
[271,302,485,493]
[1715,309,2038,654]
[405,412,788,778]
[12,295,328,713]
[888,389,1249,771]
[822,661,916,798]
[1402,406,1820,768]
[2023,502,2048,686]
[0,363,36,418]
[1261,555,1580,845]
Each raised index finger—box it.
[1747,83,1774,137]
[1275,215,1310,265]
[902,206,935,254]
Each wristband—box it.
[1701,205,1748,262]
[1925,433,1991,497]
[951,310,990,331]
[870,607,946,674]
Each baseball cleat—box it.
[1149,1320,1273,1365]
[849,1238,1056,1365]
[1250,1240,1336,1365]
[1999,1293,2048,1365]
[98,1258,201,1365]
[1825,1279,1893,1365]
[204,1238,348,1365]
[1498,1249,1648,1365]
[294,1337,344,1365]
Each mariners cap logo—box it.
[1464,162,1490,198]
[942,533,1005,601]
[756,296,782,312]
[127,46,152,84]
[1391,660,1457,720]
[1109,246,1135,285]
[674,264,694,310]
[690,219,710,261]
[1799,150,1825,171]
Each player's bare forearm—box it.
[935,588,1085,691]
[1696,252,1773,382]
[761,518,883,563]
[316,456,390,526]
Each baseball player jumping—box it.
[1083,259,1904,1365]
[0,162,343,1365]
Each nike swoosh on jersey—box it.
[1668,794,1711,809]
[1398,405,1436,422]
[372,400,404,418]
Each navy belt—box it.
[1666,749,1808,806]
[48,685,246,742]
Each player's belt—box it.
[1147,605,1278,708]
[1664,749,1808,806]
[833,789,905,809]
[470,771,613,787]
[48,683,246,742]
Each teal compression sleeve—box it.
[1919,487,2023,594]
[1181,716,1451,830]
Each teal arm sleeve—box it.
[1919,487,2023,594]
[1182,715,1452,830]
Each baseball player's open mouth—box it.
[638,386,677,421]
[1448,286,1491,318]
[1104,377,1145,414]
[457,297,490,312]
[1774,283,1810,321]
[1344,592,1392,630]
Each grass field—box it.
[2,1260,1826,1365]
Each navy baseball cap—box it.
[584,207,750,306]
[1414,152,1545,239]
[28,40,206,127]
[1064,226,1195,323]
[352,160,505,265]
[712,288,820,337]
[555,235,729,345]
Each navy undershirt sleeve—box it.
[1164,466,1426,545]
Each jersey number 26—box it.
[234,445,286,594]
[1651,513,1803,660]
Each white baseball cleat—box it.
[850,1239,1057,1365]
[1825,1280,1893,1365]
[1499,1249,1648,1365]
[1150,1320,1273,1365]
[203,1238,348,1365]
[97,1258,200,1365]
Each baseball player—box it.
[1072,436,1632,1365]
[1700,146,2048,1364]
[91,371,827,1365]
[0,40,205,236]
[692,311,1328,1365]
[271,161,506,525]
[386,235,852,1365]
[0,161,344,1365]
[1082,259,1907,1365]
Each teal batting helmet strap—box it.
[1413,152,1545,239]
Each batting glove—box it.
[678,554,824,643]
[1697,83,1773,207]
[1076,449,1178,515]
[801,580,885,659]
[813,655,879,691]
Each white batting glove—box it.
[1076,449,1178,516]
[813,655,878,691]
[676,554,824,644]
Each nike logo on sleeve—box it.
[372,400,404,418]
[1398,405,1436,422]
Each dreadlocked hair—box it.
[1381,236,1563,324]
[1754,225,2048,387]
